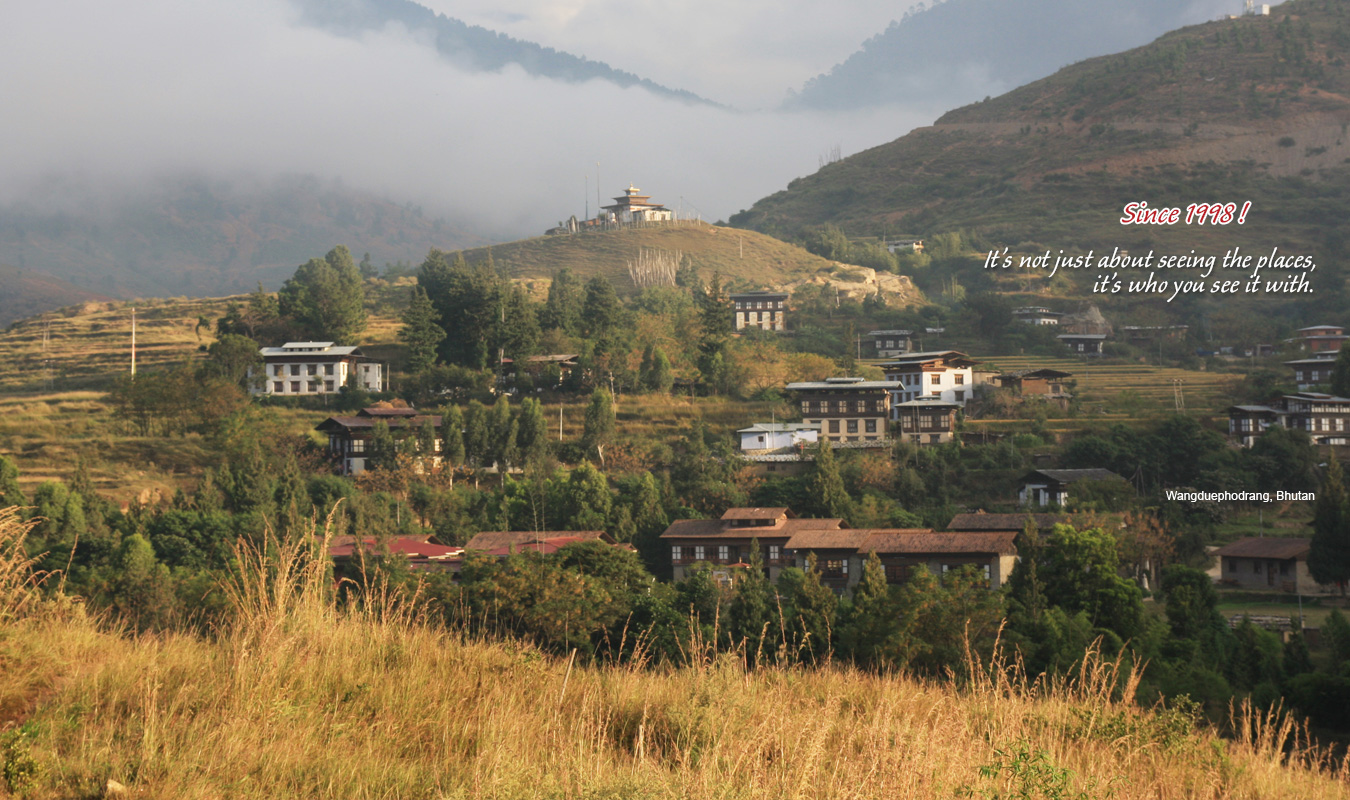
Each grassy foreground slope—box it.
[1,514,1346,800]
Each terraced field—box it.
[978,355,1241,416]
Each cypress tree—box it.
[440,405,466,476]
[0,456,24,507]
[809,439,851,521]
[398,286,445,373]
[1309,459,1350,594]
[582,388,616,465]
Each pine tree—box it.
[541,268,583,334]
[463,401,492,469]
[277,245,367,343]
[1309,459,1350,594]
[838,551,897,668]
[648,347,673,393]
[729,541,774,666]
[809,439,852,521]
[398,286,445,373]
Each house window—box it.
[672,546,683,563]
[307,364,317,375]
[955,390,965,402]
[801,401,810,414]
[290,381,300,392]
[846,420,859,433]
[350,440,366,453]
[273,381,283,393]
[929,434,941,443]
[1280,561,1290,576]
[290,365,300,375]
[273,365,283,376]
[828,420,840,434]
[865,420,876,433]
[954,374,964,385]
[1253,561,1261,573]
[1078,343,1085,352]
[769,545,780,562]
[855,401,865,413]
[325,364,334,375]
[931,375,940,385]
[694,546,706,561]
[325,381,335,391]
[718,545,730,562]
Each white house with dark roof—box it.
[1018,468,1127,507]
[879,350,977,410]
[1227,393,1350,447]
[253,342,384,396]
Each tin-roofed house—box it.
[315,406,442,475]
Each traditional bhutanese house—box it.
[1057,333,1106,356]
[1292,325,1347,354]
[660,508,845,582]
[1228,393,1350,447]
[786,378,892,443]
[893,398,960,445]
[1018,468,1126,508]
[783,528,1018,594]
[860,530,1018,591]
[499,354,580,387]
[1012,307,1063,326]
[864,329,914,358]
[315,406,442,476]
[600,184,674,223]
[1227,404,1282,447]
[253,341,384,396]
[327,535,462,572]
[880,350,978,409]
[731,291,789,331]
[1213,537,1326,594]
[1286,355,1339,391]
[994,369,1073,398]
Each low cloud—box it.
[0,0,929,243]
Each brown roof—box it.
[660,517,845,540]
[721,507,791,520]
[862,531,1017,556]
[466,531,610,551]
[1213,537,1310,560]
[784,530,872,550]
[316,414,441,432]
[946,513,1069,532]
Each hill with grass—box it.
[456,222,924,301]
[734,0,1350,274]
[1,513,1345,800]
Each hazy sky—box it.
[419,0,924,108]
[0,0,933,240]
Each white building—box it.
[732,291,789,331]
[1012,307,1063,326]
[880,350,978,413]
[737,422,820,453]
[599,185,674,224]
[253,342,384,396]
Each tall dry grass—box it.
[0,505,1347,799]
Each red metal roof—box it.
[328,537,461,559]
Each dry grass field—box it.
[1,511,1347,800]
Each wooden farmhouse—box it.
[315,406,442,476]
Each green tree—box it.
[366,420,398,472]
[1309,459,1350,593]
[728,542,774,665]
[462,400,492,468]
[516,398,550,465]
[641,346,674,393]
[582,387,616,466]
[1331,346,1350,397]
[501,285,541,359]
[555,462,612,531]
[627,472,669,574]
[808,439,852,521]
[778,553,838,663]
[205,333,263,389]
[109,533,177,632]
[1038,524,1144,640]
[540,268,583,335]
[398,286,446,373]
[581,276,624,341]
[838,551,898,668]
[278,245,367,343]
[0,456,24,507]
[440,405,465,478]
[697,273,732,383]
